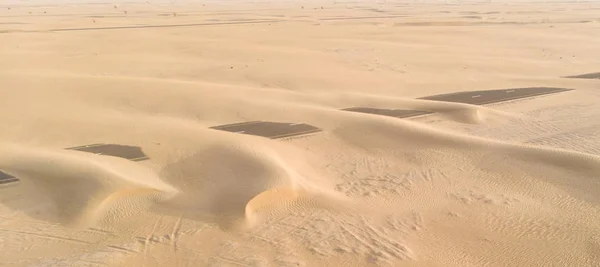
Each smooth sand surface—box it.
[2,0,600,266]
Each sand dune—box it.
[2,0,600,266]
[155,142,343,230]
[0,144,177,227]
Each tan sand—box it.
[1,0,600,266]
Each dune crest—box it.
[0,144,178,227]
[155,143,344,230]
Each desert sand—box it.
[1,0,600,266]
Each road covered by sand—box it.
[1,0,600,266]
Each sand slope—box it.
[1,0,600,266]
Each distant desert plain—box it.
[1,0,600,266]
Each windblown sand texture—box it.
[1,0,600,266]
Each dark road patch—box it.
[211,121,321,139]
[0,171,19,185]
[419,87,572,105]
[47,19,280,32]
[342,87,572,119]
[66,144,149,161]
[565,72,600,79]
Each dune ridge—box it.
[0,143,178,227]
